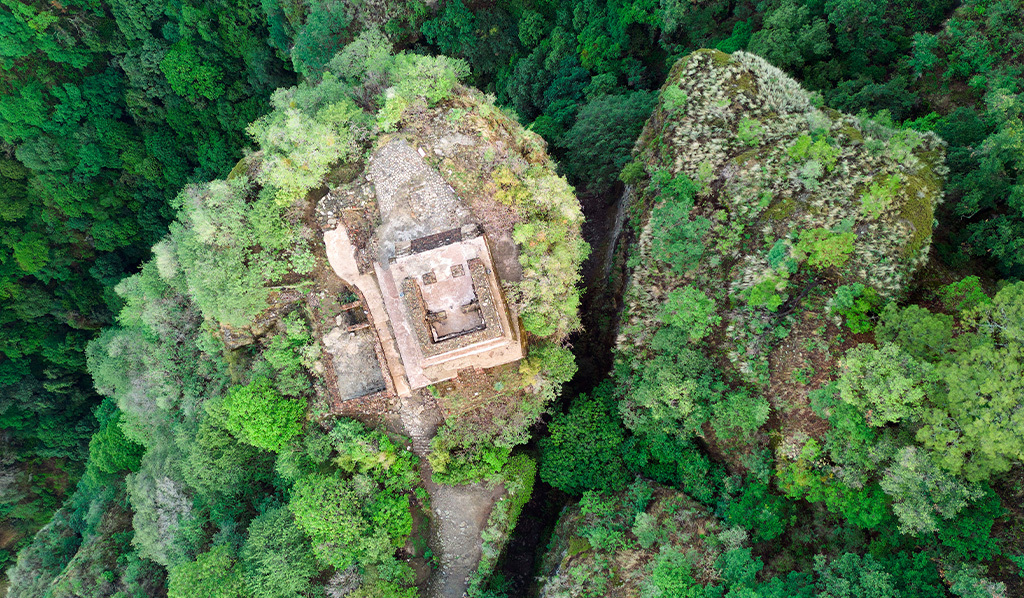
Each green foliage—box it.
[577,482,652,555]
[623,431,721,504]
[718,547,764,590]
[183,410,274,500]
[934,486,1002,561]
[378,53,470,131]
[880,447,983,535]
[937,276,991,312]
[262,312,319,397]
[240,507,319,598]
[429,427,511,486]
[662,85,689,113]
[722,482,788,541]
[737,118,765,146]
[469,454,537,596]
[795,228,856,270]
[621,348,721,439]
[160,41,226,101]
[87,402,143,474]
[917,338,1024,481]
[169,176,313,326]
[223,377,304,453]
[10,231,48,273]
[814,553,899,598]
[647,171,709,275]
[746,276,786,312]
[289,0,353,78]
[860,174,902,220]
[710,389,770,441]
[838,343,929,426]
[289,470,410,573]
[830,284,879,333]
[540,384,631,494]
[557,91,657,194]
[512,169,589,339]
[329,419,419,492]
[875,303,954,362]
[658,285,721,342]
[786,134,840,171]
[778,438,892,529]
[747,1,831,70]
[641,547,701,598]
[946,563,1007,598]
[167,544,243,598]
[248,83,362,205]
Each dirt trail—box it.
[394,393,505,598]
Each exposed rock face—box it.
[535,49,950,598]
[621,48,947,386]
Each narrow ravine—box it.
[392,394,506,598]
[494,183,637,595]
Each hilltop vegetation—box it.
[4,40,586,598]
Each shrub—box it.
[795,228,856,269]
[777,439,891,529]
[623,432,722,504]
[658,285,721,341]
[468,454,537,596]
[934,486,1002,561]
[662,85,689,113]
[860,174,902,219]
[223,377,305,453]
[428,427,511,486]
[747,276,786,311]
[737,118,765,146]
[829,284,879,333]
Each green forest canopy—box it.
[1,0,1024,595]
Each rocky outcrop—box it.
[620,48,947,387]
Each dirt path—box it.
[392,393,505,598]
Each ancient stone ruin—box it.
[322,139,524,401]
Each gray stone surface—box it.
[368,139,473,263]
[321,326,387,400]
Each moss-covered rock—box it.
[620,48,947,388]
